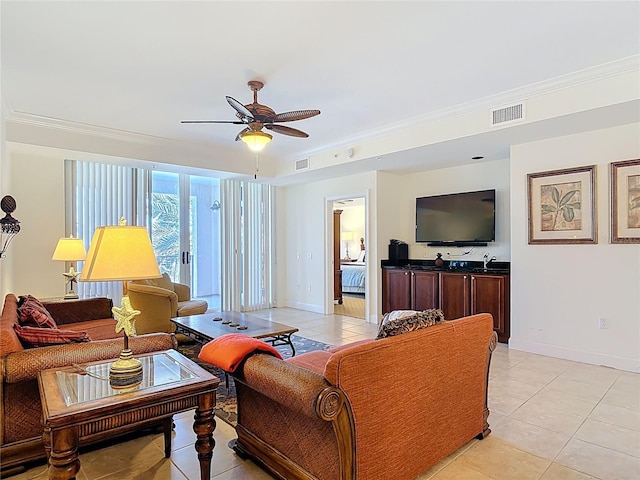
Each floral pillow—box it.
[17,295,58,329]
[376,309,446,339]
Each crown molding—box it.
[287,55,640,162]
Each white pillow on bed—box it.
[356,250,365,262]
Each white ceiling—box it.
[2,1,639,182]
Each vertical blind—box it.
[221,179,276,311]
[66,160,150,303]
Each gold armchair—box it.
[127,273,208,336]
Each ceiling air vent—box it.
[490,102,525,127]
[295,158,310,171]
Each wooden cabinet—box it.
[471,273,510,343]
[382,266,510,342]
[382,269,438,313]
[333,210,343,304]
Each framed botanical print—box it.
[610,158,640,244]
[527,165,597,244]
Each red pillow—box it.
[198,333,283,373]
[17,295,58,329]
[13,324,90,348]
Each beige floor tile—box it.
[515,355,574,376]
[208,461,275,480]
[78,434,165,479]
[589,402,640,432]
[93,458,188,480]
[559,363,621,387]
[601,383,640,412]
[526,388,600,417]
[488,391,529,416]
[510,400,586,436]
[539,462,599,480]
[495,365,559,388]
[457,435,551,480]
[490,417,571,460]
[170,434,242,479]
[423,461,494,479]
[545,376,611,402]
[556,438,640,480]
[574,419,640,458]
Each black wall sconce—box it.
[0,195,20,259]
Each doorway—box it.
[332,197,366,319]
[150,171,221,310]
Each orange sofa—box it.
[230,313,497,480]
[0,293,178,476]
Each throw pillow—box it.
[198,333,283,373]
[13,324,91,348]
[17,295,58,329]
[376,309,445,339]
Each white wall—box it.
[280,171,377,320]
[510,123,640,372]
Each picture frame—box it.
[610,158,640,244]
[527,165,597,244]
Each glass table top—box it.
[56,352,197,406]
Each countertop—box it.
[381,259,510,275]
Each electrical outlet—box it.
[598,318,608,329]
[307,252,312,260]
[307,284,311,291]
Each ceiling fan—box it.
[181,80,321,151]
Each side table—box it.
[38,349,220,480]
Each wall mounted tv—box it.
[416,189,496,246]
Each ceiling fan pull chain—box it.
[255,153,259,180]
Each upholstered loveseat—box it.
[0,293,177,476]
[229,313,497,480]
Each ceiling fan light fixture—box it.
[240,130,272,152]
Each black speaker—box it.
[388,243,408,262]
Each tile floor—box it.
[10,308,639,480]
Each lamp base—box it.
[64,292,79,299]
[109,349,143,389]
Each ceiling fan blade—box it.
[235,127,251,141]
[181,120,245,124]
[265,124,309,138]
[269,109,320,123]
[226,96,254,121]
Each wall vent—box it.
[490,102,525,127]
[295,158,310,171]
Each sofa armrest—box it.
[43,297,114,326]
[173,282,191,302]
[2,333,177,383]
[233,354,333,419]
[127,283,179,316]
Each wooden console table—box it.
[38,350,220,480]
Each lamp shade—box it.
[80,223,161,282]
[342,231,354,241]
[52,236,87,261]
[240,130,272,152]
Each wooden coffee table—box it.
[172,311,300,355]
[38,350,220,480]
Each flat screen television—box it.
[416,189,496,246]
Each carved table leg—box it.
[48,426,80,480]
[193,392,216,480]
[163,417,173,458]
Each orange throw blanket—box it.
[198,333,283,372]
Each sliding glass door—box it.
[151,172,221,310]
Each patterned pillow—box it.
[13,324,91,348]
[376,309,446,339]
[17,295,58,329]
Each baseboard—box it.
[285,301,324,314]
[509,338,640,373]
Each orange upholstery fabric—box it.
[0,293,178,472]
[231,313,496,480]
[198,333,282,372]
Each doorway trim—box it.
[325,191,370,321]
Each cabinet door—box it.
[382,269,411,313]
[411,271,439,311]
[439,272,470,320]
[471,274,510,342]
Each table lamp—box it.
[80,219,161,388]
[342,231,354,259]
[51,235,87,299]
